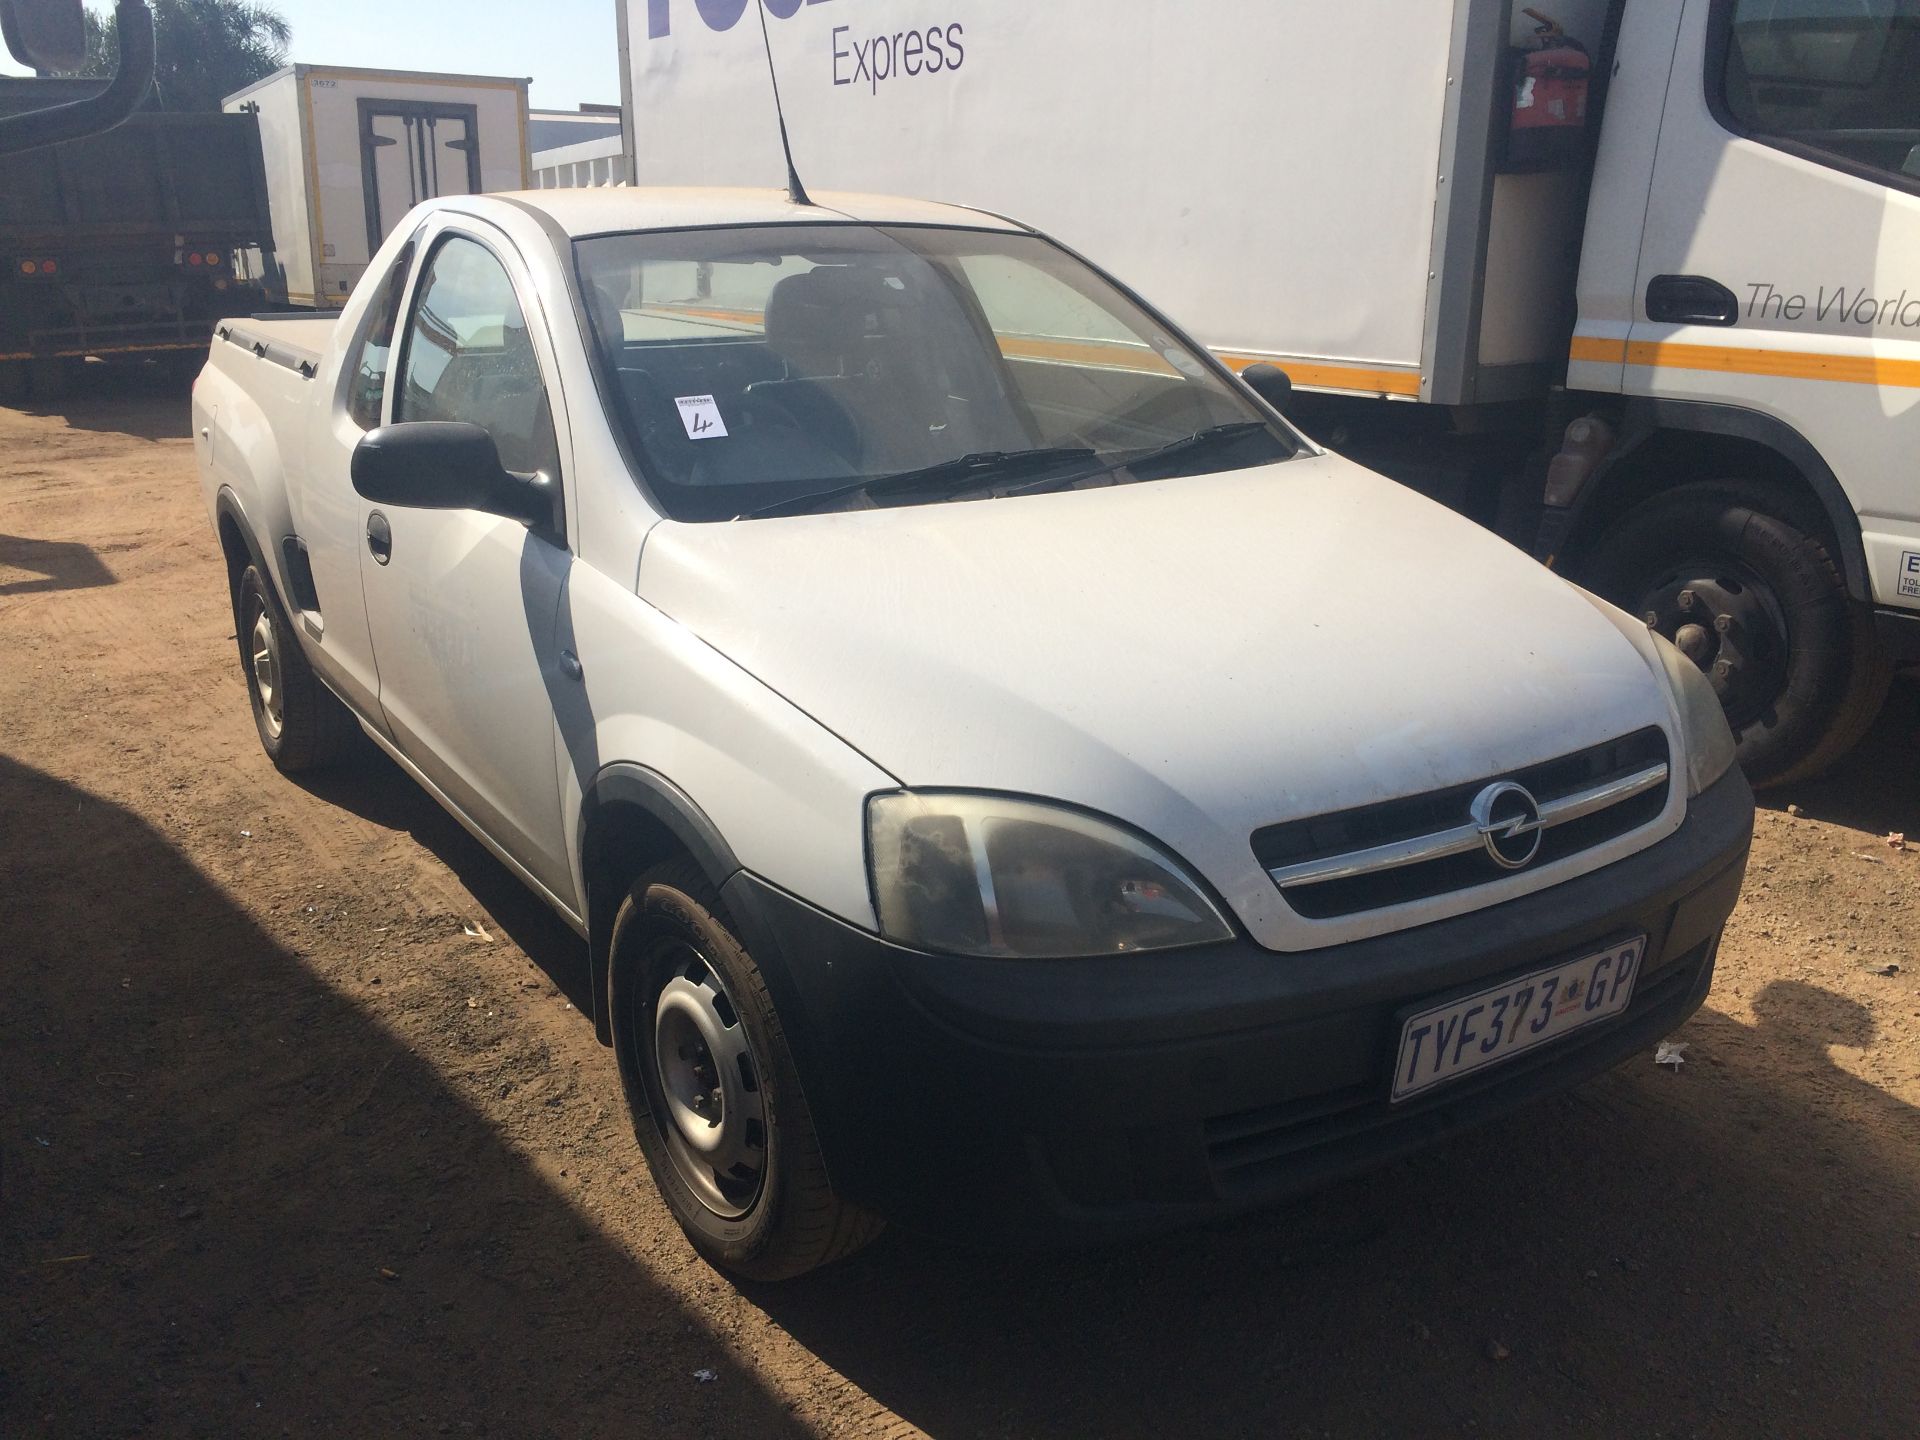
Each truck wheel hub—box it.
[1638,564,1786,730]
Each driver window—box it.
[396,235,560,477]
[344,243,411,430]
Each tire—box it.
[609,857,882,1281]
[0,359,27,406]
[1577,482,1889,788]
[232,563,356,772]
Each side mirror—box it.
[1241,362,1294,415]
[351,421,554,529]
[0,0,87,72]
[0,0,151,156]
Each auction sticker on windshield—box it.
[675,394,728,440]
[1391,936,1645,1102]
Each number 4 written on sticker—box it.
[675,394,729,440]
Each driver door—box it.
[358,220,577,907]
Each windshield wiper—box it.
[744,446,1097,519]
[1005,421,1274,497]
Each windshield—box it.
[573,224,1300,521]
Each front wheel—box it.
[609,858,881,1281]
[1577,482,1888,788]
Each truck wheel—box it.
[609,857,882,1281]
[1578,482,1888,788]
[233,563,355,772]
[0,360,26,406]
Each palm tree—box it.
[72,0,292,112]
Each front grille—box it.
[1252,728,1671,920]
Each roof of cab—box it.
[461,186,1027,239]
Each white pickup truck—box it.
[195,187,1754,1280]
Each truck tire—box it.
[0,360,26,406]
[609,857,882,1281]
[233,563,356,772]
[1578,482,1889,788]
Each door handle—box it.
[1645,274,1739,327]
[366,510,393,565]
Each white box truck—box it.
[224,64,530,309]
[617,0,1920,787]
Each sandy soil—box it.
[3,367,1918,1439]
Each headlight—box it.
[1651,630,1738,796]
[867,792,1234,958]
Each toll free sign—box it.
[642,0,969,95]
[1901,551,1920,600]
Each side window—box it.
[395,235,560,477]
[344,244,412,430]
[1716,0,1920,186]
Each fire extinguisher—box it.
[1508,7,1591,170]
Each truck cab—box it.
[1547,0,1920,784]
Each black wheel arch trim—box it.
[1559,397,1870,603]
[579,762,743,1044]
[213,486,289,610]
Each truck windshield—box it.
[573,224,1298,521]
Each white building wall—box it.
[532,134,628,189]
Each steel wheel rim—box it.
[649,942,767,1218]
[249,605,284,739]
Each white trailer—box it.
[225,64,530,309]
[619,0,1920,787]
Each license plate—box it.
[1390,936,1645,1103]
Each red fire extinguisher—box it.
[1509,7,1591,169]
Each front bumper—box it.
[723,766,1754,1246]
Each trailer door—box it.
[358,101,481,256]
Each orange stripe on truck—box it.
[1570,333,1920,389]
[637,305,1427,397]
[1568,335,1628,365]
[997,334,1177,375]
[1220,353,1424,397]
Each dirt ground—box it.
[3,365,1918,1440]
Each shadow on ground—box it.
[8,733,1919,1436]
[291,743,596,1016]
[6,357,196,442]
[0,534,116,597]
[0,756,800,1438]
[1761,671,1920,835]
[256,732,1920,1438]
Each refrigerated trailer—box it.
[0,75,271,397]
[224,64,530,309]
[618,0,1920,786]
